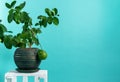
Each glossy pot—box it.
[14,48,41,72]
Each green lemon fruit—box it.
[38,49,47,60]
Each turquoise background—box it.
[0,0,120,82]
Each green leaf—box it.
[38,16,47,27]
[31,28,41,34]
[52,8,58,15]
[22,24,29,31]
[9,9,14,14]
[0,37,3,43]
[27,37,33,46]
[19,1,26,10]
[4,35,13,49]
[39,21,42,26]
[33,37,39,45]
[15,6,21,11]
[7,31,13,33]
[41,16,47,27]
[13,36,20,43]
[47,17,53,24]
[51,11,55,16]
[35,23,39,26]
[20,11,28,23]
[12,37,19,47]
[8,9,14,23]
[20,12,24,23]
[13,12,21,24]
[37,15,42,19]
[0,33,4,40]
[5,3,11,9]
[11,1,16,8]
[0,38,2,42]
[17,42,26,48]
[36,28,41,33]
[53,17,59,25]
[0,24,6,42]
[28,18,32,25]
[42,17,47,27]
[0,19,2,22]
[15,1,26,11]
[12,34,26,48]
[0,24,7,33]
[8,14,13,23]
[45,8,52,17]
[20,11,31,24]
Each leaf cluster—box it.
[0,0,59,49]
[0,20,12,43]
[35,8,59,27]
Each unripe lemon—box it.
[38,49,47,60]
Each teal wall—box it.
[0,0,120,82]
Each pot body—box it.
[14,48,41,71]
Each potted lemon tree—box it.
[0,0,59,72]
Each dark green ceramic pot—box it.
[14,48,41,72]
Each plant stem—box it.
[29,25,43,49]
[36,35,43,49]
